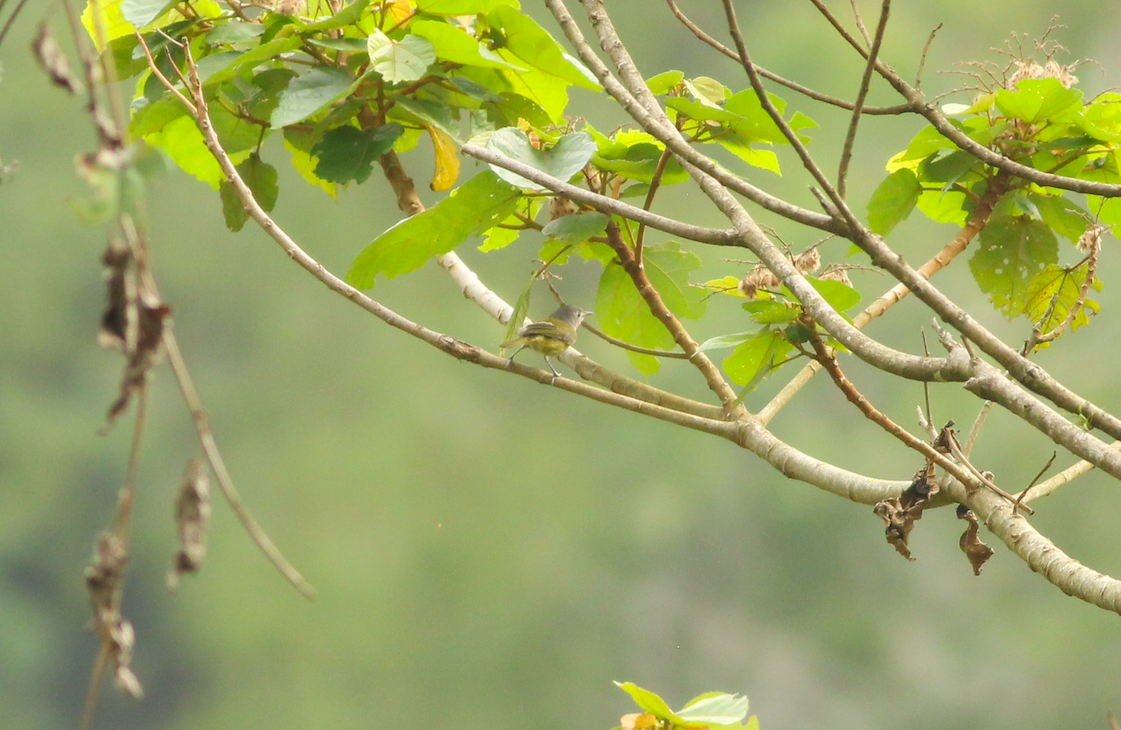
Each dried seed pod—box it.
[793,246,821,274]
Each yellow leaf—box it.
[426,123,460,192]
[81,0,134,51]
[388,0,413,22]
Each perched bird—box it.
[502,304,592,377]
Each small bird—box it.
[502,304,592,377]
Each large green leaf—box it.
[678,693,751,725]
[995,78,1083,124]
[485,128,596,191]
[487,6,599,90]
[644,242,706,319]
[615,683,678,723]
[541,211,608,244]
[120,0,176,27]
[1028,193,1090,243]
[270,68,353,128]
[312,124,403,184]
[722,329,791,387]
[415,0,519,14]
[969,213,1059,319]
[219,153,278,232]
[867,168,920,235]
[411,20,523,70]
[593,242,704,376]
[367,30,436,84]
[198,36,302,87]
[347,171,521,287]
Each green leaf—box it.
[205,21,265,45]
[678,693,750,725]
[969,212,1059,319]
[199,36,302,87]
[646,70,684,95]
[698,332,755,351]
[644,242,706,320]
[312,124,403,184]
[593,242,704,376]
[995,78,1083,124]
[684,76,727,107]
[918,149,979,190]
[497,61,571,122]
[389,96,459,139]
[1023,264,1100,345]
[299,0,372,32]
[587,125,689,185]
[219,153,278,232]
[916,188,968,225]
[347,171,521,287]
[120,0,175,27]
[615,683,678,722]
[415,0,519,14]
[742,300,798,325]
[143,114,224,189]
[541,211,608,243]
[478,221,521,251]
[596,264,672,376]
[488,6,599,90]
[1028,193,1090,242]
[807,276,861,313]
[367,29,436,84]
[285,129,337,198]
[270,67,353,128]
[411,19,523,70]
[220,179,249,232]
[485,128,596,191]
[723,329,791,387]
[867,168,920,235]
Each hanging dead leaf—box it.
[874,462,937,560]
[33,22,83,95]
[99,238,171,425]
[168,459,212,590]
[426,123,460,192]
[957,505,994,575]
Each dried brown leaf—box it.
[874,462,937,560]
[957,505,994,575]
[85,531,126,626]
[168,460,211,590]
[32,22,83,95]
[99,239,171,425]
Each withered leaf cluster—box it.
[32,22,82,95]
[99,238,171,424]
[874,462,938,561]
[84,532,143,699]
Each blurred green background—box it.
[2,2,1120,729]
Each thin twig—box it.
[662,0,911,115]
[915,24,943,89]
[837,0,891,199]
[601,219,744,414]
[0,0,30,49]
[849,0,872,46]
[163,332,317,598]
[79,382,148,730]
